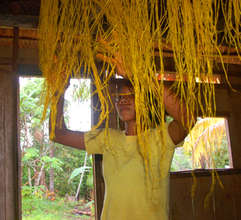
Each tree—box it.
[20,77,63,193]
[20,77,93,200]
[171,117,231,171]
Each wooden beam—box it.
[171,168,241,178]
[18,64,41,76]
[0,14,38,28]
[0,27,38,39]
[12,27,18,72]
[156,56,241,78]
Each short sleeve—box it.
[84,129,105,154]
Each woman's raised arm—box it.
[50,92,86,150]
[163,85,196,145]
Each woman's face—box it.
[115,85,136,122]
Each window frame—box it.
[171,116,233,172]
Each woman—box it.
[51,76,192,220]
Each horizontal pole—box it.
[0,14,38,28]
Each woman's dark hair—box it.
[112,78,133,93]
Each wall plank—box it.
[170,171,241,220]
[215,87,241,168]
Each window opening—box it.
[171,117,232,171]
[19,77,94,219]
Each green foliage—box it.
[22,197,94,220]
[171,117,231,171]
[41,156,64,172]
[86,171,94,188]
[20,77,94,220]
[22,148,39,164]
[72,79,90,103]
[51,146,93,198]
[213,136,230,168]
[22,186,35,199]
[68,166,92,183]
[171,147,192,171]
[20,77,93,201]
[22,185,45,199]
[20,78,46,122]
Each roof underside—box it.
[0,0,40,16]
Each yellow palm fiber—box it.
[39,0,241,205]
[166,0,229,205]
[184,117,227,208]
[222,1,241,56]
[167,0,218,119]
[184,118,226,169]
[39,0,115,141]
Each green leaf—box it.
[68,166,91,183]
[22,148,39,163]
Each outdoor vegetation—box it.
[20,77,94,219]
[20,77,231,219]
[171,117,232,171]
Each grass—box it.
[22,197,94,220]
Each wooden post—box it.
[91,82,105,220]
[225,91,241,168]
[0,27,21,220]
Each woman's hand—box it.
[96,35,128,78]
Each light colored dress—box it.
[84,123,178,220]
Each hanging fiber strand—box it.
[39,0,240,206]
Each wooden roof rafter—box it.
[0,13,241,64]
[0,14,38,28]
[0,26,38,50]
[1,26,240,66]
[0,14,241,89]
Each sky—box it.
[65,79,91,131]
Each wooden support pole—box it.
[91,82,105,220]
[0,26,21,220]
[0,14,38,28]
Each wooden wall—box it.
[169,86,241,220]
[170,171,241,220]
